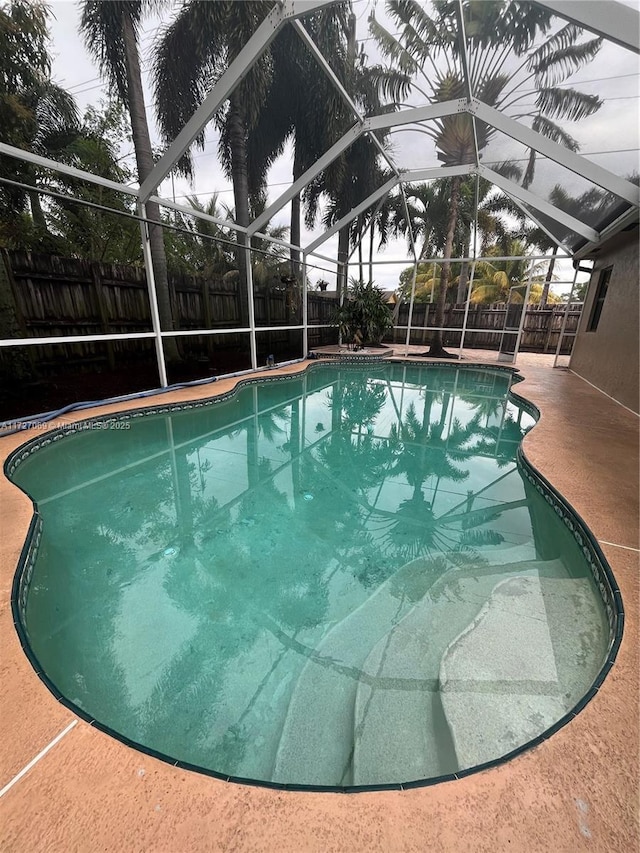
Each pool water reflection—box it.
[12,363,610,788]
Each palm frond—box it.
[367,13,422,77]
[531,114,579,158]
[80,1,146,103]
[535,86,602,122]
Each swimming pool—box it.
[8,362,622,790]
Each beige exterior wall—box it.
[570,233,639,414]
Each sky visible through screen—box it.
[46,0,639,294]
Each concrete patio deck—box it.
[1,352,637,852]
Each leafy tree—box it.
[0,0,79,250]
[163,193,235,276]
[46,101,142,262]
[371,0,602,356]
[80,0,180,362]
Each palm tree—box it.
[80,0,180,363]
[467,238,547,303]
[245,6,352,276]
[153,1,273,324]
[301,13,408,300]
[163,193,235,276]
[370,1,602,356]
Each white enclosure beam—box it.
[247,123,362,235]
[364,100,466,132]
[400,164,476,183]
[137,202,168,388]
[473,101,640,205]
[139,1,337,203]
[480,166,599,242]
[291,19,402,182]
[149,194,247,233]
[291,19,362,122]
[455,0,480,168]
[0,142,139,197]
[573,206,639,259]
[534,0,640,54]
[506,193,573,255]
[305,176,398,253]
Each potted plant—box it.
[333,279,392,348]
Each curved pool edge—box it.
[3,357,625,795]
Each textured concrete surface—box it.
[440,575,606,769]
[0,353,638,852]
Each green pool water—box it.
[12,363,610,788]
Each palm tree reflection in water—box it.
[20,364,541,781]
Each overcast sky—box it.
[46,0,640,293]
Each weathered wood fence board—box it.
[391,303,582,354]
[0,251,338,373]
[0,252,580,377]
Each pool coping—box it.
[0,353,637,852]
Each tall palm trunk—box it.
[429,175,461,357]
[337,225,350,302]
[228,98,251,325]
[29,190,49,240]
[457,241,471,304]
[414,388,434,501]
[290,144,302,278]
[540,245,557,307]
[121,12,179,363]
[368,217,375,284]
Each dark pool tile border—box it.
[514,444,623,660]
[4,360,520,480]
[4,358,625,795]
[308,350,389,362]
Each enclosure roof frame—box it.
[0,0,638,257]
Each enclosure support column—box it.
[513,264,535,365]
[553,265,581,368]
[457,259,476,356]
[302,251,309,358]
[138,201,168,387]
[404,261,418,356]
[245,245,258,370]
[459,175,479,357]
[400,185,419,357]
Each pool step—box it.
[270,554,454,786]
[350,559,566,786]
[439,575,607,771]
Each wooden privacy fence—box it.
[0,251,581,376]
[0,251,337,373]
[391,302,582,354]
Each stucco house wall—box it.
[570,230,639,414]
